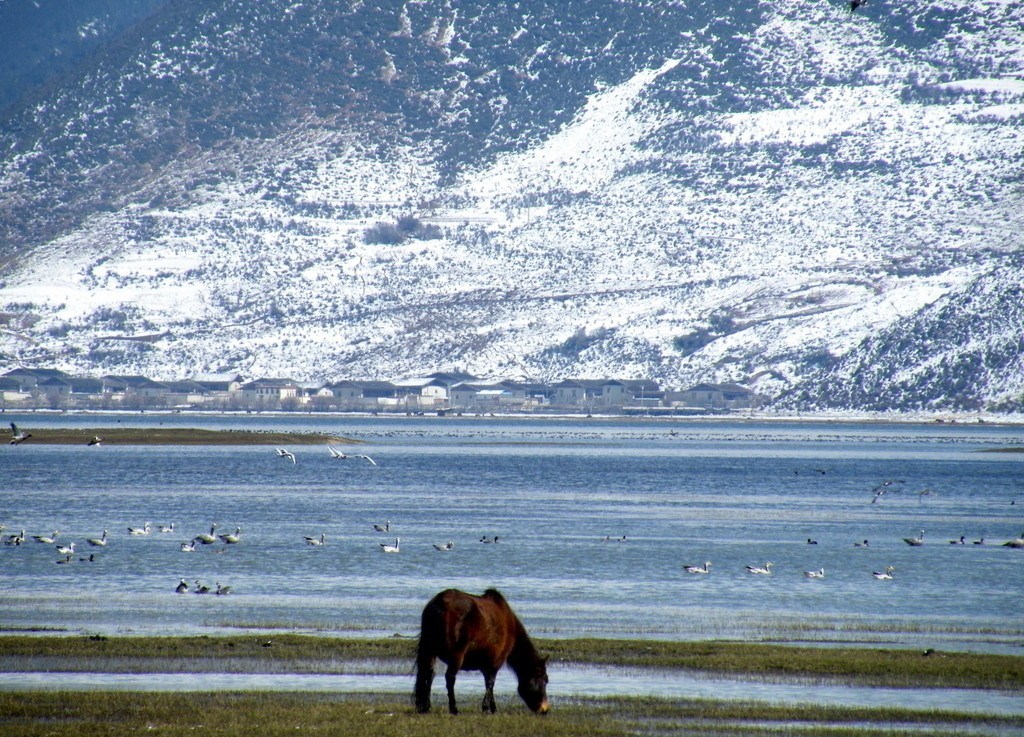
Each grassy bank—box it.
[4,428,357,445]
[1,691,1020,737]
[2,635,1022,691]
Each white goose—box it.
[356,454,377,466]
[873,565,896,580]
[304,533,326,546]
[903,530,925,546]
[195,524,218,544]
[87,530,108,547]
[433,540,455,551]
[33,531,60,544]
[55,542,75,556]
[219,527,242,544]
[1002,533,1024,548]
[128,522,151,536]
[158,523,175,533]
[804,568,825,579]
[276,448,296,464]
[746,561,774,575]
[684,561,712,574]
[180,539,197,552]
[380,537,400,553]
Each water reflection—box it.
[3,666,1022,716]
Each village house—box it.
[672,382,759,410]
[239,378,300,406]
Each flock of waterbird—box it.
[276,444,377,465]
[680,526,1024,583]
[1,512,502,595]
[7,422,1023,596]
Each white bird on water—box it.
[746,562,774,575]
[33,531,60,544]
[684,561,712,574]
[158,523,175,533]
[433,541,455,551]
[903,530,925,546]
[873,565,896,580]
[128,522,151,536]
[55,542,75,556]
[180,539,197,552]
[304,533,326,546]
[380,537,400,553]
[87,530,108,547]
[804,568,825,579]
[195,524,218,544]
[219,527,242,544]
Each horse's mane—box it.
[482,588,508,605]
[480,589,543,674]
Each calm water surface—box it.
[2,413,1023,709]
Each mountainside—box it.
[1,0,1022,411]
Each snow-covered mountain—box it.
[1,0,1022,411]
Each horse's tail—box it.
[414,599,439,713]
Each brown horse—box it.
[414,588,550,715]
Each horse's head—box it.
[517,656,550,714]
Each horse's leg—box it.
[444,662,461,715]
[481,669,497,713]
[414,654,436,714]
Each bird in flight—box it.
[276,448,296,463]
[9,422,32,444]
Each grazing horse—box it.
[414,588,549,715]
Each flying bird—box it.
[849,0,867,11]
[276,448,296,463]
[88,436,103,446]
[9,422,32,444]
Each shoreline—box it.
[5,405,1024,427]
[1,427,358,445]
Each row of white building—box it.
[1,367,763,412]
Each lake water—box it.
[2,412,1023,711]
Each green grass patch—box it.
[0,692,1019,737]
[2,635,1022,691]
